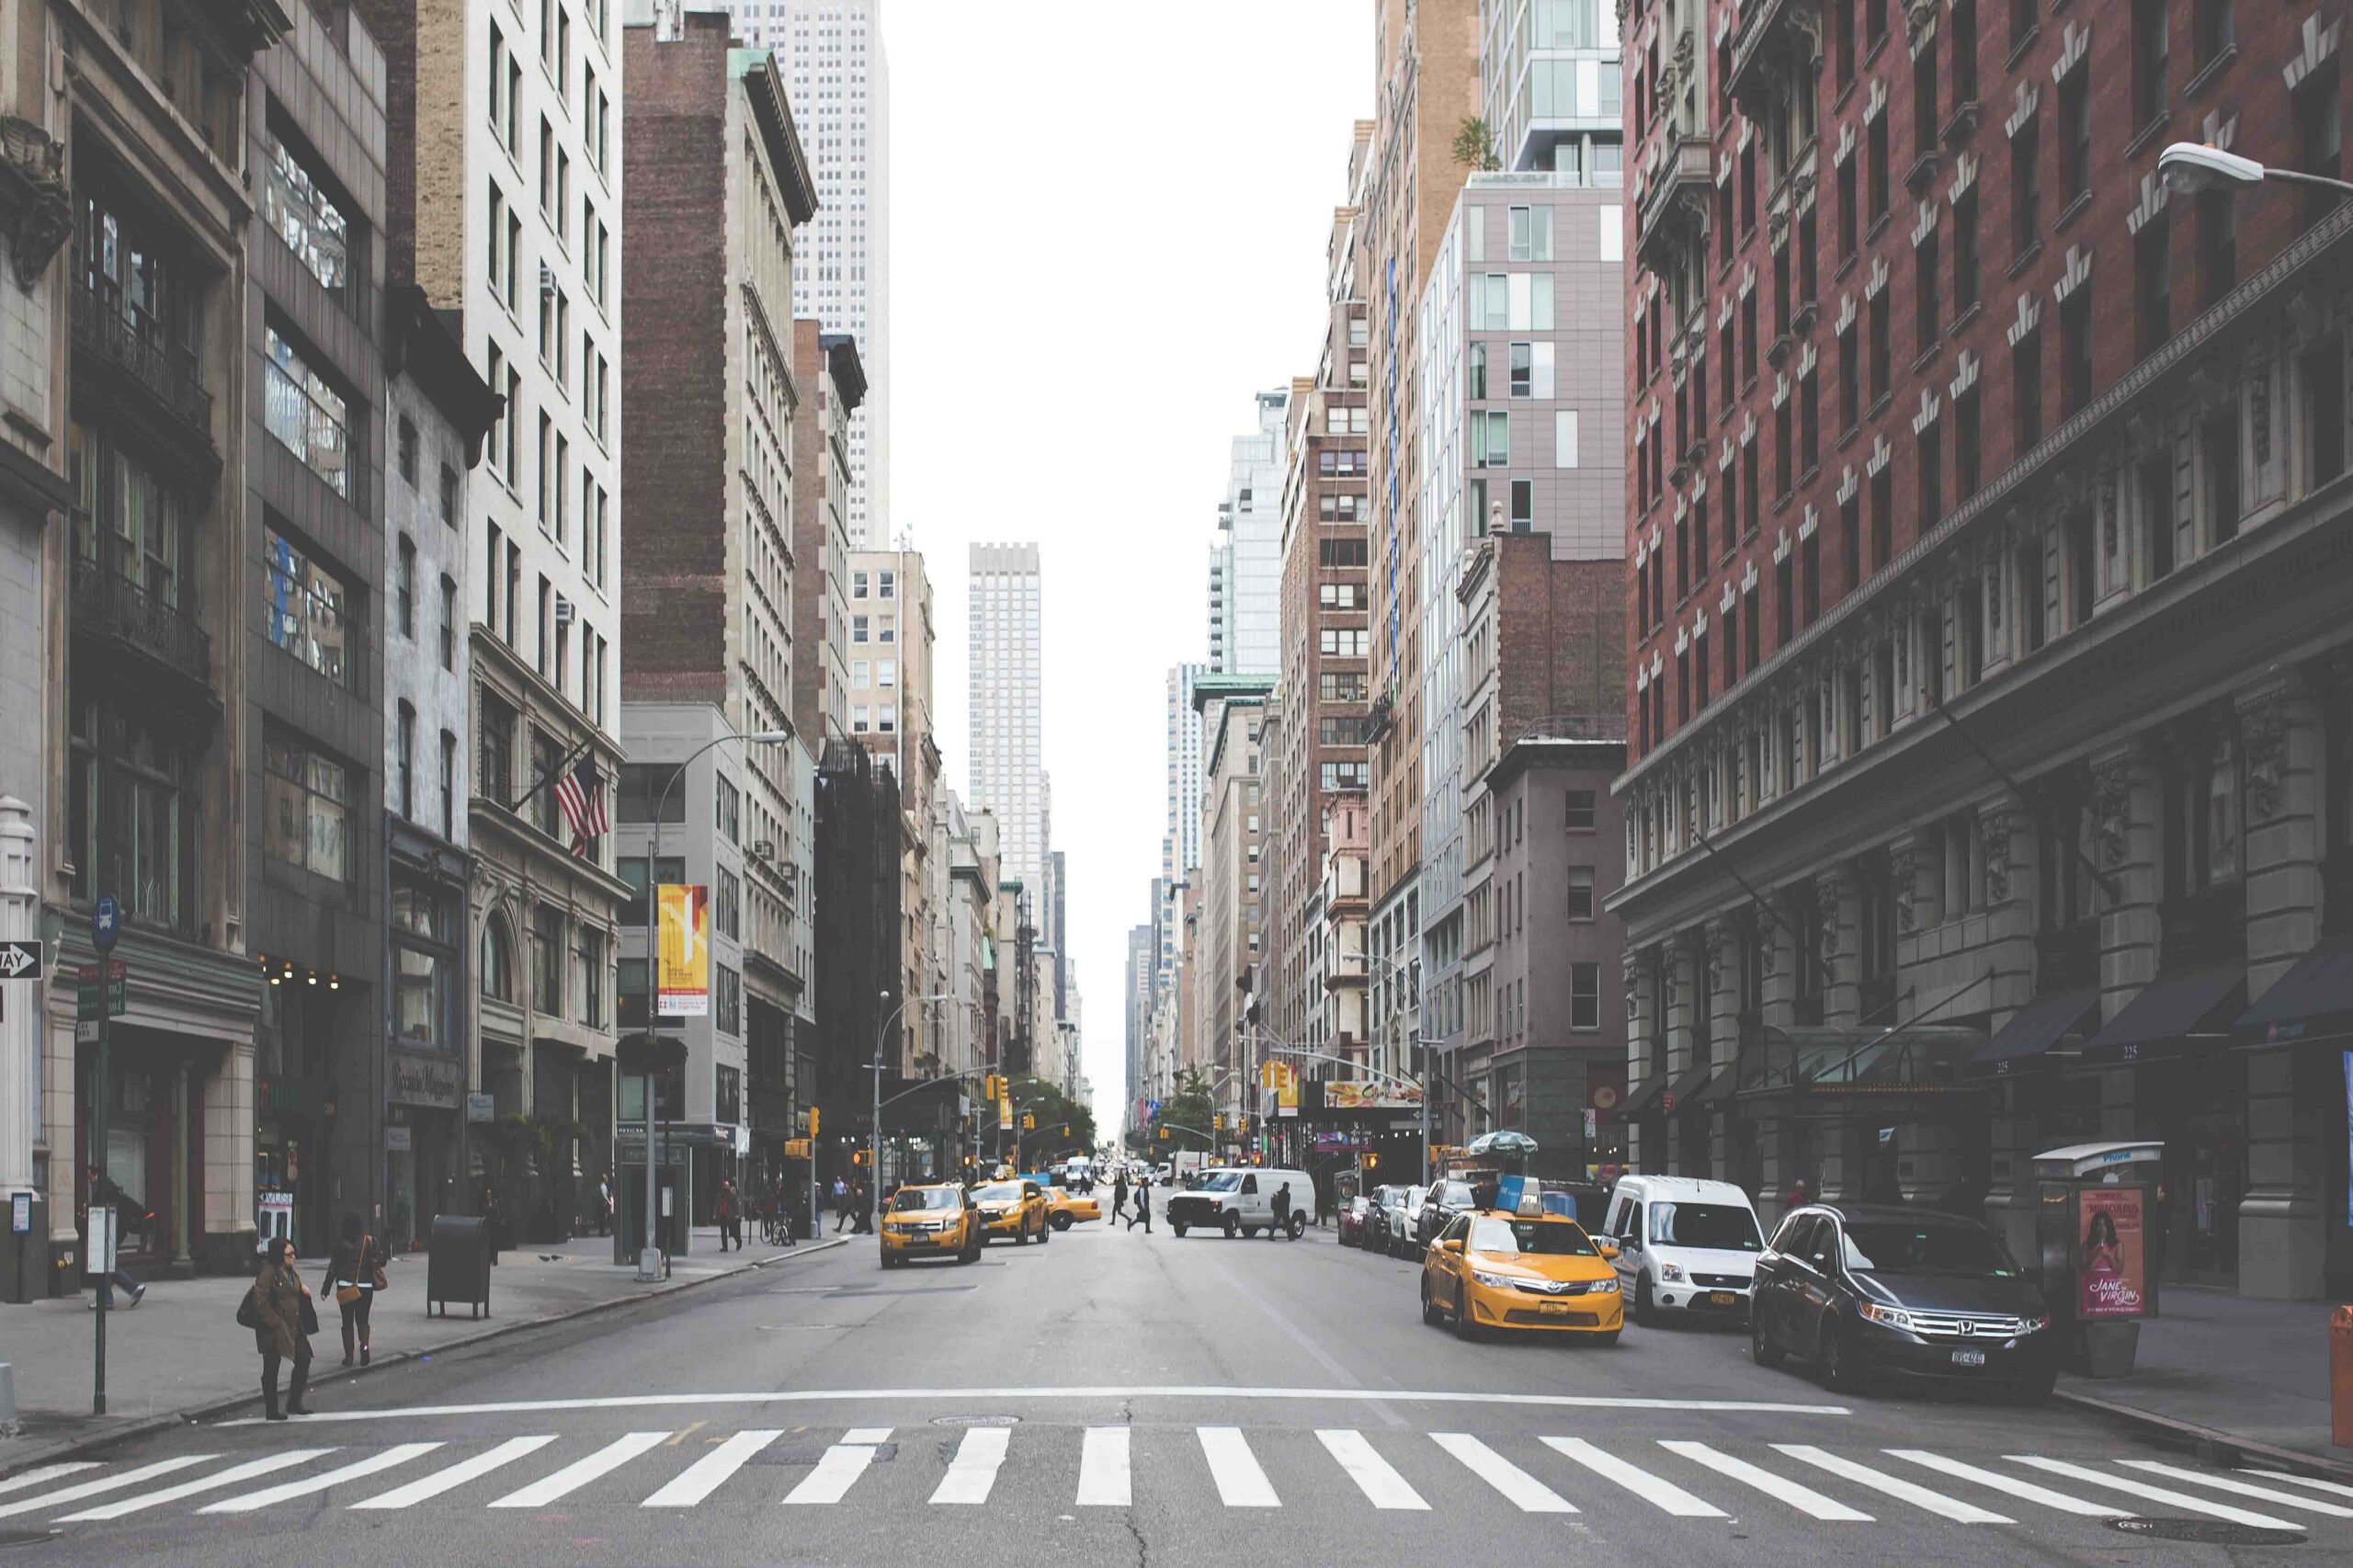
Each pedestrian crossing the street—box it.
[2,1424,2341,1539]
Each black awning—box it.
[1688,1063,1740,1106]
[1968,989,2101,1077]
[2236,936,2353,1044]
[1663,1061,1713,1114]
[2080,967,2245,1063]
[1620,1073,1667,1118]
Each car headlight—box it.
[1591,1277,1620,1293]
[2019,1313,2051,1334]
[1658,1263,1686,1282]
[1472,1270,1518,1290]
[1859,1301,1915,1331]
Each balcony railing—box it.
[1634,132,1712,273]
[71,282,213,438]
[70,528,211,682]
[1726,0,1818,119]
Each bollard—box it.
[2334,1305,2353,1449]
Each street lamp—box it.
[637,727,792,1282]
[2159,141,2353,198]
[872,989,951,1234]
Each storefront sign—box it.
[389,1050,463,1109]
[384,1127,413,1152]
[2076,1187,2148,1319]
[1323,1081,1425,1111]
[465,1093,496,1123]
[657,884,710,1017]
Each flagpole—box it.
[506,734,597,816]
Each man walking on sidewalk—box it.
[716,1178,742,1252]
[832,1176,852,1233]
[82,1165,146,1310]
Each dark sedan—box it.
[1414,1179,1482,1251]
[1750,1203,2057,1401]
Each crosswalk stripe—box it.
[2120,1460,2353,1518]
[1076,1426,1131,1506]
[0,1456,218,1520]
[1541,1436,1723,1517]
[352,1437,560,1509]
[2246,1470,2353,1502]
[56,1450,335,1522]
[1882,1449,2127,1517]
[1199,1426,1280,1508]
[643,1429,783,1508]
[2008,1456,2306,1532]
[488,1431,670,1508]
[1430,1433,1576,1514]
[0,1465,99,1502]
[930,1426,1011,1506]
[1318,1429,1428,1511]
[1772,1446,2012,1524]
[784,1430,889,1506]
[200,1444,442,1514]
[1660,1440,1871,1520]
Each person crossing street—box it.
[1125,1172,1153,1233]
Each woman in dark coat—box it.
[249,1235,313,1420]
[324,1212,385,1368]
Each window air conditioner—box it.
[540,262,558,298]
[553,595,575,624]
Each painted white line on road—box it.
[1659,1440,1870,1520]
[352,1436,559,1509]
[0,1456,219,1520]
[1881,1449,2126,1517]
[488,1431,669,1508]
[1318,1429,1428,1510]
[2246,1469,2353,1502]
[642,1429,782,1507]
[1429,1433,1576,1514]
[228,1384,1851,1425]
[1541,1437,1724,1518]
[1774,1446,2011,1524]
[2119,1460,2353,1517]
[930,1425,1011,1505]
[0,1465,98,1500]
[783,1432,888,1505]
[57,1450,334,1521]
[1076,1426,1131,1506]
[2007,1456,2306,1532]
[200,1444,442,1513]
[1199,1426,1279,1508]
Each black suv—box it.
[1415,1179,1482,1251]
[1750,1204,2057,1400]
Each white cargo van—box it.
[1598,1175,1765,1324]
[1165,1167,1313,1238]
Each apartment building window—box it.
[2060,286,2093,415]
[262,525,349,684]
[1777,555,1796,645]
[488,184,510,304]
[2136,211,2171,358]
[1320,628,1368,656]
[1869,290,1890,403]
[2295,58,2344,231]
[1802,528,1822,625]
[878,705,897,734]
[1838,322,1859,431]
[1571,962,1601,1030]
[1868,113,1889,223]
[878,658,898,687]
[265,130,351,296]
[2204,403,2241,542]
[1722,594,1740,687]
[1743,292,1759,383]
[2059,67,2090,206]
[533,903,565,1018]
[1835,0,1856,84]
[2012,111,2041,256]
[580,927,605,1028]
[1743,442,1761,535]
[2198,188,2236,307]
[1919,423,1944,532]
[1675,512,1689,597]
[264,327,351,497]
[716,866,740,941]
[1914,34,1938,161]
[2017,536,2049,654]
[1744,579,1762,670]
[1871,466,1894,571]
[440,730,457,839]
[264,738,351,881]
[1694,494,1711,566]
[1567,866,1596,921]
[2013,325,2044,452]
[395,532,415,637]
[1472,409,1510,466]
[479,693,514,808]
[879,570,896,598]
[1954,193,1981,315]
[1916,228,1941,350]
[1567,789,1597,830]
[2132,0,2168,129]
[2304,334,2347,488]
[1800,369,1820,474]
[1956,385,1982,499]
[1838,153,1859,258]
[396,701,415,820]
[2011,0,2036,51]
[1840,492,1861,589]
[1507,204,1553,260]
[1952,0,1978,101]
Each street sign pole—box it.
[89,895,118,1416]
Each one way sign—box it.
[0,941,40,980]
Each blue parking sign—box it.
[92,895,119,953]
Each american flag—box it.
[554,758,606,856]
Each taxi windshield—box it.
[976,1184,1022,1203]
[1198,1172,1246,1192]
[1469,1218,1598,1256]
[891,1188,958,1212]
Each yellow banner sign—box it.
[657,883,709,1016]
[999,1094,1014,1131]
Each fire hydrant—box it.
[2335,1305,2353,1449]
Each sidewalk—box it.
[2053,1284,2352,1471]
[0,1226,846,1475]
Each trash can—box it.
[426,1214,492,1319]
[2033,1141,2164,1378]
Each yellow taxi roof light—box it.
[1516,1193,1544,1218]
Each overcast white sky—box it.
[884,2,1374,1131]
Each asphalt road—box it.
[2,1215,2345,1566]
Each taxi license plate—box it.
[1708,1290,1738,1306]
[1951,1347,1987,1368]
[1539,1301,1571,1314]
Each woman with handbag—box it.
[243,1235,314,1420]
[324,1212,387,1368]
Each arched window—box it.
[482,913,515,1003]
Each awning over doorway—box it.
[1967,989,2101,1077]
[1735,1024,1988,1097]
[2234,936,2353,1044]
[1660,1061,1713,1114]
[2079,967,2245,1063]
[1620,1073,1667,1119]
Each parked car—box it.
[1415,1178,1482,1251]
[1337,1195,1374,1248]
[1384,1185,1430,1257]
[1364,1186,1411,1255]
[1597,1175,1765,1325]
[1750,1203,2057,1400]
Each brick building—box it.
[1617,0,2353,1296]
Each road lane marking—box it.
[56,1451,334,1521]
[1881,1449,2126,1517]
[1199,1426,1279,1507]
[1429,1433,1576,1514]
[2119,1460,2353,1517]
[643,1429,782,1507]
[352,1437,559,1509]
[1318,1429,1427,1510]
[0,1457,224,1521]
[1540,1437,1723,1517]
[200,1445,441,1513]
[488,1431,670,1508]
[1076,1426,1131,1506]
[1659,1440,1871,1520]
[784,1431,888,1505]
[2245,1470,2353,1502]
[2007,1456,2306,1532]
[0,1465,99,1501]
[1773,1446,2011,1523]
[929,1426,1011,1505]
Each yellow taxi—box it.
[880,1183,983,1267]
[1045,1187,1101,1231]
[1420,1194,1624,1344]
[973,1179,1051,1245]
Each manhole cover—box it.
[930,1415,1020,1427]
[2109,1517,2306,1546]
[0,1531,56,1551]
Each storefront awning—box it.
[1736,1025,1988,1097]
[1620,1072,1666,1118]
[2079,966,2245,1064]
[1688,1062,1740,1106]
[1661,1061,1713,1114]
[2235,936,2353,1045]
[1967,989,2101,1077]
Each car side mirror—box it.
[1597,1243,1619,1260]
[1439,1238,1463,1254]
[1811,1249,1834,1269]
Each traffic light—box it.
[1212,1114,1223,1131]
[852,1149,871,1166]
[1022,1113,1036,1131]
[1363,1153,1380,1170]
[1158,1128,1170,1141]
[807,1107,820,1139]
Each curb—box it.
[2051,1386,2353,1486]
[0,1235,853,1482]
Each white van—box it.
[1165,1167,1313,1238]
[1598,1175,1765,1324]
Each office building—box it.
[1208,390,1290,677]
[967,542,1044,891]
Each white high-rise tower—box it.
[967,543,1044,892]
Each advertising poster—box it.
[1323,1080,1425,1110]
[2076,1186,2148,1319]
[656,883,710,1017]
[1277,1062,1300,1119]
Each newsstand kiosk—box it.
[2034,1141,2164,1377]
